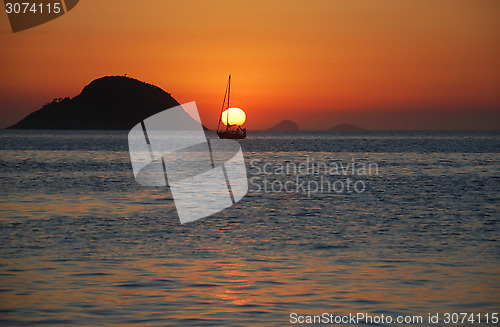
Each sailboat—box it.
[217,75,247,139]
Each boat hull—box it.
[217,129,246,139]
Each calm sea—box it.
[0,130,499,326]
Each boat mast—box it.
[217,74,231,132]
[227,75,231,130]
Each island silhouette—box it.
[267,120,299,131]
[8,76,206,130]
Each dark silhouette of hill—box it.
[328,123,365,131]
[267,120,299,131]
[8,76,205,130]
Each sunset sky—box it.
[1,0,499,130]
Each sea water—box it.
[0,130,498,326]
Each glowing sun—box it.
[221,107,246,126]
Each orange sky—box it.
[1,0,499,130]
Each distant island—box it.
[267,120,299,131]
[7,76,200,130]
[328,124,365,131]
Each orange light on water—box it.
[221,107,246,126]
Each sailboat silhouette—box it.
[217,75,247,139]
